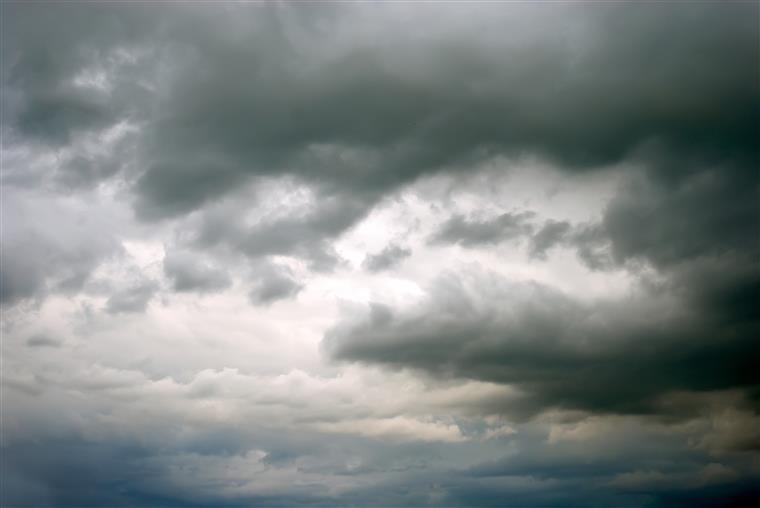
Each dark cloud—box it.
[528,220,571,259]
[1,2,157,146]
[249,265,303,306]
[26,335,62,348]
[12,86,113,145]
[184,193,361,270]
[134,161,249,222]
[3,2,759,507]
[524,221,614,270]
[566,224,615,271]
[5,2,757,269]
[3,428,757,508]
[106,279,158,314]
[163,251,231,293]
[14,1,751,271]
[326,269,760,420]
[527,160,760,280]
[602,165,758,271]
[132,1,757,225]
[363,244,412,272]
[430,212,535,247]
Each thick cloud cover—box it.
[6,1,754,252]
[326,268,759,420]
[2,1,758,507]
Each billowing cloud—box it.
[2,1,758,507]
[7,1,753,259]
[326,268,759,420]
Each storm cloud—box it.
[326,268,760,420]
[2,1,758,507]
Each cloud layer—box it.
[2,2,758,507]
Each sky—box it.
[1,2,759,507]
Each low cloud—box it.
[2,2,758,507]
[163,251,231,293]
[106,279,158,314]
[249,265,303,306]
[326,268,759,420]
[312,416,465,443]
[363,244,412,272]
[430,212,535,247]
[25,335,62,348]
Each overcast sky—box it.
[1,2,759,507]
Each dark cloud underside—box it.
[326,270,760,420]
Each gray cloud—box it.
[2,3,157,146]
[4,420,756,508]
[0,230,113,306]
[249,265,303,306]
[363,244,412,272]
[132,1,756,224]
[5,2,757,270]
[602,164,758,271]
[555,165,757,280]
[163,251,231,293]
[0,193,121,306]
[528,220,571,259]
[183,193,361,270]
[430,212,535,247]
[25,335,62,348]
[567,224,615,271]
[326,268,760,420]
[13,86,113,145]
[524,157,760,279]
[106,279,158,314]
[3,2,759,507]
